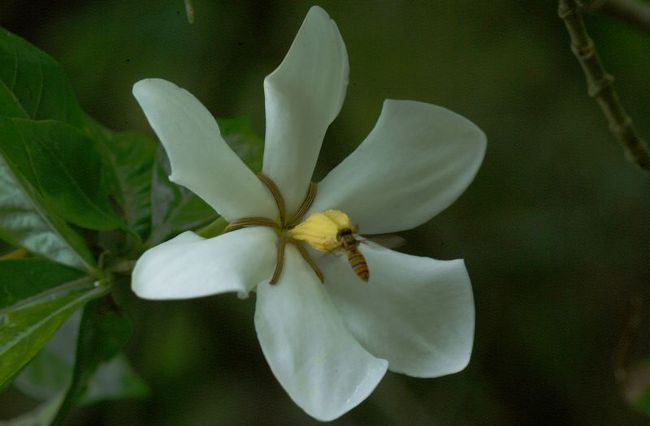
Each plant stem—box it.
[558,0,650,172]
[582,0,650,34]
[105,259,136,274]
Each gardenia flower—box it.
[131,6,486,422]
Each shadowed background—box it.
[1,0,649,424]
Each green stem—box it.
[558,0,650,172]
[105,259,136,274]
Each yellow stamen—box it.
[288,209,355,252]
[225,174,362,285]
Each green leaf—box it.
[218,117,264,173]
[0,28,103,269]
[0,156,95,271]
[82,354,149,404]
[0,259,84,308]
[0,240,15,256]
[75,300,131,364]
[0,118,123,231]
[87,121,156,239]
[0,27,83,126]
[104,132,156,239]
[14,312,148,404]
[147,117,263,245]
[0,263,106,387]
[148,147,217,245]
[12,312,81,400]
[52,299,132,424]
[0,81,28,119]
[0,393,64,426]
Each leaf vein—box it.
[0,155,93,271]
[10,38,18,91]
[31,55,45,119]
[17,125,115,224]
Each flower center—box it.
[288,209,356,252]
[290,209,370,282]
[225,174,369,284]
[224,173,323,284]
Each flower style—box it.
[131,6,486,422]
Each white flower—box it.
[131,6,486,422]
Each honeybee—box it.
[336,227,369,282]
[289,209,403,283]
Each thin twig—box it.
[558,0,650,172]
[582,0,650,34]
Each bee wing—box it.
[360,234,407,250]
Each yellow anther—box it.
[288,209,356,252]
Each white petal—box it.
[132,228,276,300]
[310,100,486,234]
[255,245,387,421]
[262,6,349,215]
[321,244,474,377]
[133,79,276,221]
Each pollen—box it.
[288,209,355,252]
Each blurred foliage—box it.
[0,0,649,425]
[0,260,95,387]
[0,7,265,423]
[624,357,650,417]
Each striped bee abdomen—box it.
[337,228,369,282]
[346,246,369,281]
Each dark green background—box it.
[1,0,649,424]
